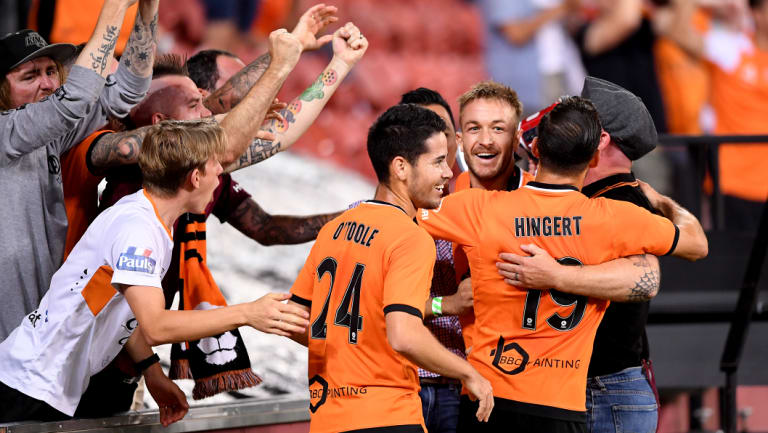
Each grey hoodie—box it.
[0,63,150,341]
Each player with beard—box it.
[286,104,494,433]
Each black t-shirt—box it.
[576,18,668,133]
[582,172,655,377]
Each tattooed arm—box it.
[204,4,338,114]
[225,22,369,173]
[497,245,661,302]
[120,0,159,78]
[75,0,136,78]
[228,198,342,245]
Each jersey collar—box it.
[524,181,579,192]
[581,172,637,198]
[364,199,409,216]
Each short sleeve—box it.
[210,174,252,222]
[290,246,319,307]
[382,230,436,319]
[109,222,165,289]
[418,189,486,247]
[607,200,679,257]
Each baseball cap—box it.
[0,30,76,77]
[580,76,657,161]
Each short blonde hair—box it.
[458,80,523,124]
[139,119,226,196]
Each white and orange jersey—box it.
[0,190,173,416]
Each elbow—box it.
[140,325,165,347]
[691,238,709,261]
[387,327,416,356]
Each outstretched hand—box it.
[247,292,310,337]
[292,3,339,51]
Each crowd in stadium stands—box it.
[0,0,765,431]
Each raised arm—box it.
[204,3,338,114]
[0,0,136,161]
[652,0,704,58]
[228,198,342,245]
[216,29,302,166]
[581,0,643,55]
[499,6,565,46]
[638,180,708,261]
[226,21,369,172]
[497,244,661,302]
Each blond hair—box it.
[458,80,523,124]
[139,119,226,196]
[0,60,67,111]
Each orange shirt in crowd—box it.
[655,10,711,134]
[419,183,678,419]
[29,0,137,55]
[703,26,768,202]
[290,201,434,433]
[61,130,111,261]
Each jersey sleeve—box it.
[702,25,752,73]
[607,200,680,257]
[418,189,486,247]
[382,230,436,319]
[108,220,166,290]
[289,245,319,308]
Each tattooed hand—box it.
[333,22,369,67]
[291,3,338,51]
[268,29,303,73]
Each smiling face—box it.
[5,57,60,108]
[407,132,453,210]
[458,97,520,187]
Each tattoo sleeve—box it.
[226,138,283,173]
[229,199,342,245]
[205,53,272,114]
[626,255,660,302]
[89,127,150,173]
[90,26,119,75]
[121,8,158,77]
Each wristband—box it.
[431,297,443,317]
[135,353,160,372]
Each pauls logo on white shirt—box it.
[116,247,156,274]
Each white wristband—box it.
[431,297,443,317]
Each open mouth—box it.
[474,152,498,160]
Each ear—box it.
[531,137,540,159]
[151,112,166,125]
[391,156,409,182]
[188,167,202,190]
[598,130,611,151]
[512,127,522,153]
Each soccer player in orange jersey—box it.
[419,97,708,433]
[286,104,494,433]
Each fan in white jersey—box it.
[0,119,310,426]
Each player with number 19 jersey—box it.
[290,200,436,433]
[419,183,679,421]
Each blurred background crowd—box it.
[2,0,767,222]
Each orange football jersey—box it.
[419,182,678,420]
[291,200,435,433]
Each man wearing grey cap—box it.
[499,76,668,433]
[0,0,155,342]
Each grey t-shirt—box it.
[0,64,150,341]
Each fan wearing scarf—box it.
[0,120,310,427]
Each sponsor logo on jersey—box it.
[116,247,156,274]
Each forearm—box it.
[75,0,131,78]
[388,313,474,381]
[658,0,704,58]
[141,305,247,346]
[500,7,562,45]
[230,199,341,245]
[582,0,643,55]
[554,255,660,302]
[204,53,271,114]
[655,195,708,260]
[119,0,159,78]
[89,127,148,172]
[218,63,293,165]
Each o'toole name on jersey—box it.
[332,220,380,247]
[514,216,583,238]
